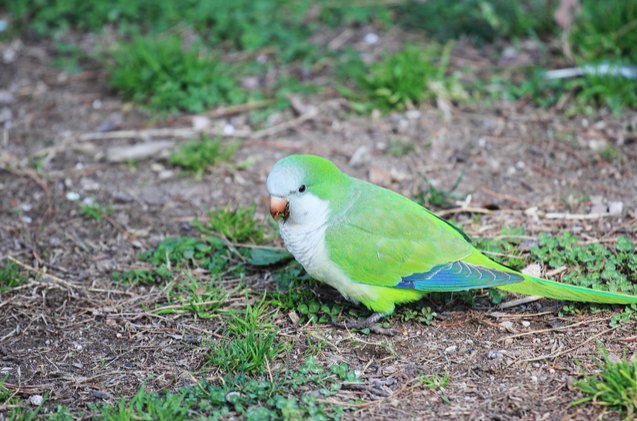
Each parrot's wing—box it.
[325,180,523,291]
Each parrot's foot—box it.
[333,312,397,336]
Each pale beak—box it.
[269,196,289,221]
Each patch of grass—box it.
[111,267,171,286]
[388,140,416,157]
[600,146,620,162]
[482,0,637,114]
[350,43,466,112]
[571,0,637,64]
[139,236,219,268]
[80,202,111,222]
[0,379,44,420]
[194,355,357,419]
[194,205,268,245]
[5,0,175,36]
[414,181,461,210]
[208,299,284,374]
[189,0,318,63]
[18,355,359,419]
[573,350,637,418]
[417,371,450,390]
[51,41,85,74]
[319,2,393,27]
[269,262,347,324]
[531,233,637,295]
[474,226,530,271]
[149,272,233,319]
[414,171,467,211]
[97,386,193,421]
[394,0,557,44]
[169,136,238,175]
[0,260,28,292]
[109,35,249,113]
[398,306,437,325]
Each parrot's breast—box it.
[279,199,329,275]
[279,195,380,305]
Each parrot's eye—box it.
[298,184,306,193]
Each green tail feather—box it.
[465,250,637,305]
[497,275,637,305]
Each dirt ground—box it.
[1,36,637,420]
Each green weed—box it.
[208,299,284,374]
[570,0,637,64]
[51,41,84,73]
[269,262,346,324]
[139,236,218,268]
[353,43,465,112]
[388,140,416,157]
[531,234,637,295]
[0,379,44,420]
[600,146,620,162]
[417,371,450,390]
[169,136,238,175]
[80,202,111,222]
[98,386,193,421]
[109,35,248,113]
[319,2,392,28]
[395,0,557,44]
[194,205,268,245]
[188,0,317,63]
[474,226,530,270]
[193,355,356,419]
[573,350,637,418]
[415,182,461,210]
[0,260,28,292]
[398,306,437,325]
[111,267,171,286]
[159,274,231,319]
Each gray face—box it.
[266,161,305,199]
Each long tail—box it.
[465,251,637,305]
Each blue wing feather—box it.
[395,261,523,292]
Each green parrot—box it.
[266,154,637,327]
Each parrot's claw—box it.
[333,312,397,336]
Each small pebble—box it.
[608,201,623,216]
[364,33,379,44]
[406,110,421,120]
[191,115,210,131]
[29,395,43,406]
[223,124,235,135]
[66,191,80,201]
[94,390,111,400]
[521,321,531,328]
[487,350,503,360]
[349,146,370,168]
[499,321,513,330]
[444,345,457,354]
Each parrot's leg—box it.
[333,312,396,336]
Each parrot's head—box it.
[266,154,345,224]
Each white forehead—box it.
[266,161,304,197]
